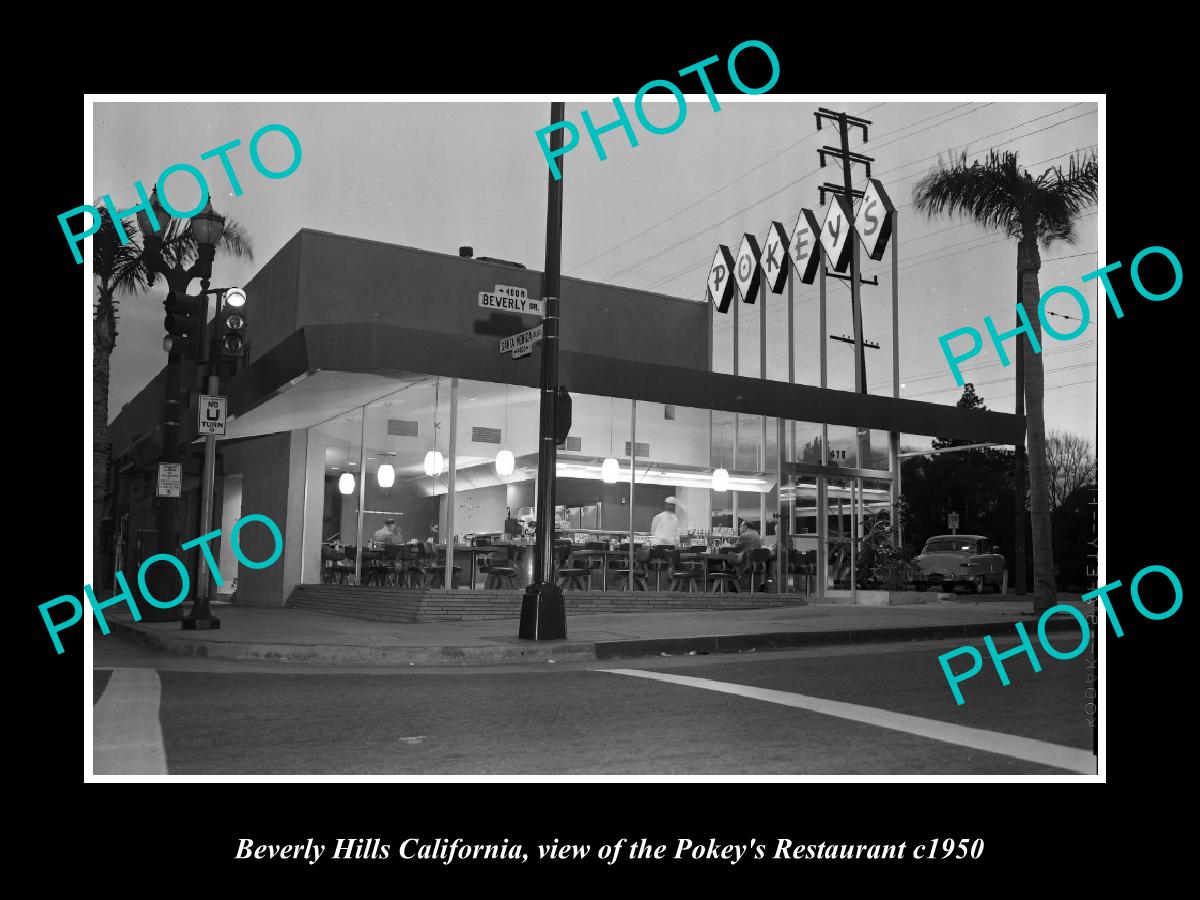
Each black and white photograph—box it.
[76,88,1114,782]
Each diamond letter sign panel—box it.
[789,208,822,284]
[706,244,737,313]
[820,195,855,273]
[760,221,790,294]
[734,233,762,303]
[854,178,896,261]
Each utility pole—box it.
[1013,273,1028,595]
[815,108,872,468]
[520,101,567,641]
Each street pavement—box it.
[92,627,1097,776]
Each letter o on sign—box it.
[231,514,284,569]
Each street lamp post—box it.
[519,101,568,641]
[135,192,225,622]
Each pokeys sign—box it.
[705,178,895,311]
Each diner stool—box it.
[746,548,773,592]
[554,541,589,591]
[668,550,703,592]
[645,546,673,591]
[612,546,650,591]
[480,546,518,589]
[708,551,744,593]
[581,541,607,590]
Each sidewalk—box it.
[104,594,1089,666]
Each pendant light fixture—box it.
[495,383,515,476]
[339,421,356,494]
[377,400,395,488]
[601,395,619,484]
[711,415,729,492]
[424,376,444,477]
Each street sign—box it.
[156,462,182,498]
[854,178,896,261]
[706,244,737,313]
[500,324,543,358]
[198,394,227,436]
[820,195,855,273]
[789,208,823,284]
[760,221,790,294]
[494,284,528,300]
[479,290,544,316]
[948,512,959,532]
[734,233,762,303]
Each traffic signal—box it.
[554,388,572,445]
[162,292,201,357]
[218,293,247,358]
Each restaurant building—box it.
[106,228,1025,617]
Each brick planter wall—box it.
[286,584,809,624]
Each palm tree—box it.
[92,206,253,588]
[913,150,1098,613]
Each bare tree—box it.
[1045,430,1096,511]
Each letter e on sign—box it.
[789,208,822,284]
[854,179,896,261]
[760,221,790,294]
[706,244,737,313]
[820,196,855,273]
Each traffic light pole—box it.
[184,287,222,630]
[519,100,567,642]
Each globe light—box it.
[601,457,620,484]
[711,467,730,492]
[495,449,515,477]
[424,450,444,477]
[338,472,356,495]
[376,464,395,488]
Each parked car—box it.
[912,534,1006,593]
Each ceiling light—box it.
[601,457,620,484]
[338,472,356,495]
[495,449,515,477]
[377,464,395,488]
[711,467,730,492]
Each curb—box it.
[108,621,597,665]
[108,613,1076,667]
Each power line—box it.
[567,102,889,276]
[604,103,1076,285]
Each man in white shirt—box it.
[372,518,402,546]
[650,498,681,546]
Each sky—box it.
[91,97,1099,444]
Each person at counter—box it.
[733,519,761,554]
[650,497,681,546]
[372,518,403,546]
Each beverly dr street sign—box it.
[500,323,544,359]
[479,284,544,316]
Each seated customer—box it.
[733,519,762,554]
[372,518,403,546]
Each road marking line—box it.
[93,668,168,775]
[601,668,1095,774]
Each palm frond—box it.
[911,149,1098,248]
[912,150,1025,238]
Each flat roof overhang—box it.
[189,324,1025,447]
